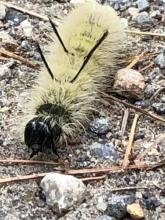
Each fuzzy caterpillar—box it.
[24,1,126,157]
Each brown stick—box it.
[139,62,155,72]
[0,159,60,166]
[111,186,148,192]
[108,95,165,124]
[0,161,164,185]
[122,113,140,169]
[81,175,106,182]
[126,52,145,69]
[0,48,39,69]
[67,163,149,175]
[125,30,165,38]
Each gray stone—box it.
[150,10,161,19]
[0,4,6,20]
[90,142,116,160]
[106,195,135,219]
[90,117,109,135]
[134,11,152,26]
[154,53,165,69]
[152,103,165,114]
[96,215,117,220]
[21,40,32,50]
[137,0,149,12]
[40,173,86,213]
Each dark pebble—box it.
[6,9,27,25]
[106,195,135,219]
[145,197,161,210]
[154,53,165,69]
[90,142,116,160]
[137,0,149,12]
[152,103,165,114]
[90,117,109,135]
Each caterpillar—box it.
[24,1,126,157]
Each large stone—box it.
[113,68,145,99]
[40,173,86,213]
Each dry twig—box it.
[0,159,60,166]
[122,113,140,169]
[125,30,165,38]
[108,95,165,124]
[126,51,145,69]
[0,48,39,69]
[121,108,129,136]
[111,186,147,192]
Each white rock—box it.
[40,173,86,213]
[96,196,107,212]
[113,68,145,99]
[0,4,6,20]
[20,19,33,37]
[128,7,139,18]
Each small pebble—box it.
[127,203,144,219]
[128,7,139,18]
[0,4,7,20]
[96,215,117,220]
[20,19,33,37]
[154,53,165,69]
[90,117,109,135]
[96,197,108,212]
[113,68,145,99]
[90,142,116,160]
[152,103,165,114]
[137,0,149,12]
[21,40,32,50]
[150,10,161,19]
[145,196,161,210]
[106,195,135,219]
[134,11,152,27]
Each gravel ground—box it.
[0,0,165,219]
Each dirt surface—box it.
[0,0,165,219]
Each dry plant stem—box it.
[67,163,149,175]
[81,175,106,182]
[108,95,165,124]
[122,113,140,169]
[139,62,155,72]
[0,161,164,184]
[111,186,148,192]
[121,108,129,136]
[147,160,165,171]
[0,48,39,69]
[125,30,165,38]
[0,159,60,166]
[126,52,145,69]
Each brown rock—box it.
[113,68,145,99]
[127,203,144,219]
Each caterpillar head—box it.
[24,117,61,158]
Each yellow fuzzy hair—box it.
[30,1,126,144]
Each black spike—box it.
[49,17,69,54]
[36,41,55,80]
[70,30,108,83]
